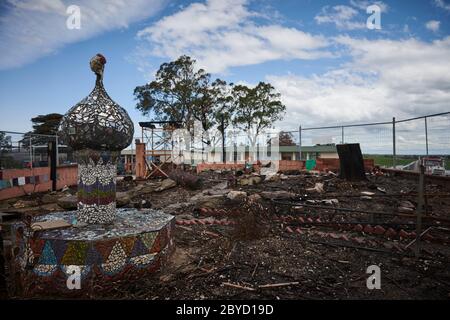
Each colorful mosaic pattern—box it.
[0,174,49,190]
[76,151,118,224]
[12,209,175,295]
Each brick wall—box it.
[0,165,78,200]
[314,158,374,172]
[195,158,375,174]
[278,160,305,172]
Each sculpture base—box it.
[11,209,175,297]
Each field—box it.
[364,155,450,170]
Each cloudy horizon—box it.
[0,0,449,139]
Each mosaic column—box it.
[76,149,119,224]
[59,54,134,225]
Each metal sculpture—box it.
[59,54,134,224]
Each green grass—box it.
[364,155,416,168]
[364,155,450,169]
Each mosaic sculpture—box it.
[11,54,175,297]
[59,54,134,224]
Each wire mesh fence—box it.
[291,112,450,169]
[2,112,449,171]
[0,131,75,169]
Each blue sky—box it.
[0,0,449,140]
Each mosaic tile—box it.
[18,177,26,186]
[120,237,135,256]
[30,239,45,257]
[61,241,89,265]
[85,245,103,265]
[33,264,58,276]
[130,253,156,268]
[95,239,115,261]
[0,180,8,189]
[38,241,57,265]
[50,240,68,264]
[140,232,157,251]
[101,241,127,275]
[130,238,148,257]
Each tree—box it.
[279,131,296,146]
[232,82,286,147]
[134,55,211,133]
[21,113,63,149]
[0,132,20,169]
[0,132,11,151]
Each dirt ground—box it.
[2,170,450,300]
[101,171,450,300]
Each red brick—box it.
[399,229,409,239]
[408,231,416,239]
[384,228,397,239]
[328,233,340,239]
[363,225,374,234]
[373,225,386,235]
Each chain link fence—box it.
[0,131,75,170]
[283,112,450,170]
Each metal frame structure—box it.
[139,121,182,178]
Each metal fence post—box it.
[341,126,344,144]
[29,135,33,169]
[392,117,396,168]
[55,135,59,166]
[298,125,302,160]
[424,116,429,156]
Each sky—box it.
[0,0,449,151]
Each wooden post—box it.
[336,143,366,181]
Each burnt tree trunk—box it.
[337,143,366,181]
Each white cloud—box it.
[434,0,450,11]
[314,5,366,30]
[349,0,389,13]
[0,0,167,69]
[267,36,450,129]
[136,0,332,73]
[426,20,440,32]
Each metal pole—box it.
[298,125,302,161]
[341,126,344,144]
[415,165,425,258]
[392,117,396,168]
[424,117,429,156]
[55,135,59,166]
[29,135,33,169]
[222,114,226,163]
